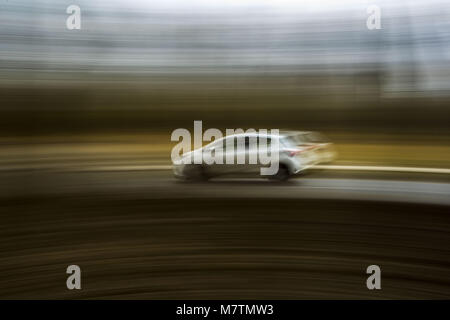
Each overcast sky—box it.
[0,0,449,90]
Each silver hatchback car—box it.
[173,132,323,181]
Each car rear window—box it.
[281,136,297,147]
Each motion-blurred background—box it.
[1,0,449,167]
[0,0,449,299]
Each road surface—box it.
[0,169,449,299]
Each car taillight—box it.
[286,145,317,157]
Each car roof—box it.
[221,132,278,138]
[220,130,317,139]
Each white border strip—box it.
[313,165,450,174]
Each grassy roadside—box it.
[0,133,449,169]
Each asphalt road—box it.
[1,169,449,299]
[1,169,449,205]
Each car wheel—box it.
[184,165,208,181]
[268,164,290,182]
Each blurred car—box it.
[281,131,337,164]
[173,132,318,181]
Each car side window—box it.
[244,136,259,151]
[223,137,235,152]
[206,138,223,151]
[259,137,271,147]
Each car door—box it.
[204,136,236,176]
[202,138,224,175]
[235,135,259,174]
